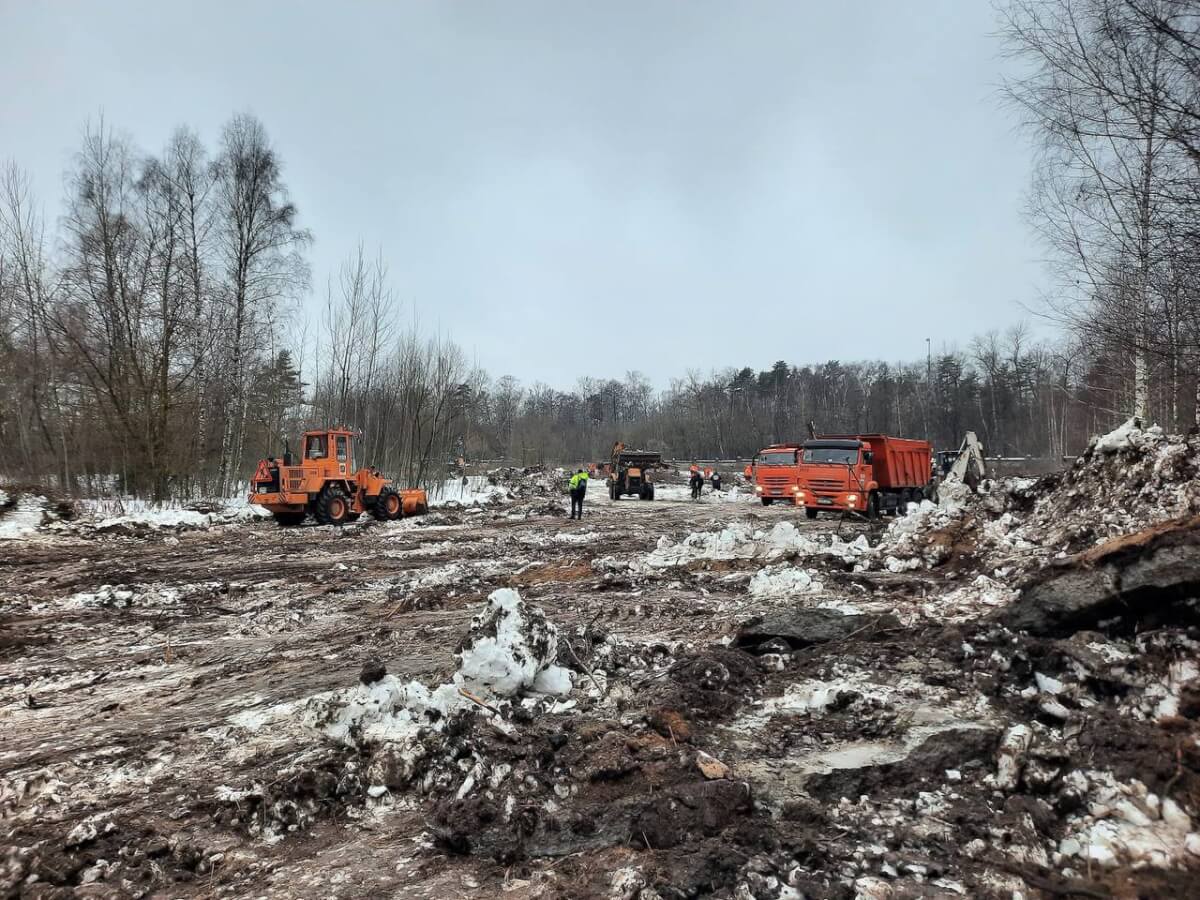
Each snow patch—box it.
[0,495,47,539]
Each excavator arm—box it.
[946,431,986,491]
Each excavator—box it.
[249,427,427,526]
[940,431,987,492]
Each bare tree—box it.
[1001,0,1196,420]
[213,113,310,494]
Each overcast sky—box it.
[0,1,1046,388]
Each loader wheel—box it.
[373,487,403,521]
[610,484,620,501]
[316,485,350,526]
[805,507,818,520]
[273,512,305,527]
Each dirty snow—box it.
[0,494,46,539]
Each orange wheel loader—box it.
[248,428,428,526]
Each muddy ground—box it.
[1,460,1198,899]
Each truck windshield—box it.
[803,448,859,465]
[758,451,796,466]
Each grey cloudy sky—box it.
[1,1,1046,387]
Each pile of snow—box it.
[1004,417,1200,556]
[644,521,822,568]
[920,574,1018,622]
[456,587,574,697]
[1056,771,1198,869]
[872,491,971,569]
[296,588,573,794]
[304,676,464,750]
[826,533,872,566]
[0,494,47,539]
[748,564,824,599]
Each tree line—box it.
[9,0,1200,504]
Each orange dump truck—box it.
[796,434,933,519]
[752,443,805,505]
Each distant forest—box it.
[6,1,1200,497]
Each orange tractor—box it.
[248,427,428,526]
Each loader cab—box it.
[301,429,356,477]
[304,434,328,461]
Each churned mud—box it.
[2,429,1199,898]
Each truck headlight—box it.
[755,485,763,493]
[847,493,858,502]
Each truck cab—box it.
[796,434,933,520]
[793,439,874,517]
[752,443,804,505]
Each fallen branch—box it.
[458,687,501,715]
[562,639,608,698]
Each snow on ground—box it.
[261,588,574,803]
[6,430,1200,898]
[650,483,758,504]
[644,521,822,568]
[0,495,47,539]
[1057,770,1195,868]
[428,475,514,508]
[70,497,271,531]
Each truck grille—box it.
[808,478,844,490]
[763,476,792,487]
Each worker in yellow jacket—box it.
[568,469,589,520]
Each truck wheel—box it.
[646,485,655,501]
[316,485,350,526]
[761,498,774,506]
[273,512,305,527]
[866,492,880,520]
[610,484,620,501]
[372,487,402,521]
[805,507,818,520]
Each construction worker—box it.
[689,467,704,501]
[711,470,722,492]
[569,468,589,519]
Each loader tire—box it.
[316,485,351,526]
[273,512,305,527]
[610,483,620,501]
[373,487,403,521]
